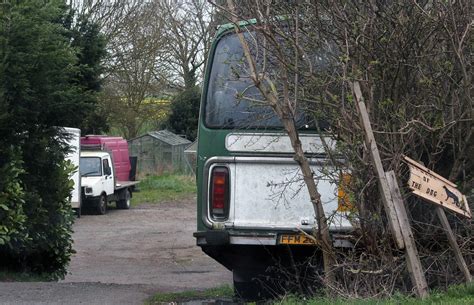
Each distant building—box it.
[128,130,192,176]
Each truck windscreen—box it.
[80,157,102,177]
[205,31,331,130]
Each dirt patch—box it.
[0,199,232,304]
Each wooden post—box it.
[436,207,472,282]
[351,82,404,249]
[386,171,429,298]
[351,82,429,298]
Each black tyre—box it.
[116,189,131,209]
[233,265,306,301]
[233,269,271,301]
[233,280,261,301]
[96,194,107,215]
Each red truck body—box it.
[80,135,131,181]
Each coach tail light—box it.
[210,166,230,220]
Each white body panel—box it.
[207,156,353,232]
[226,133,336,154]
[81,176,103,197]
[64,127,81,209]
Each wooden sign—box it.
[403,156,471,218]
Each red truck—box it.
[79,135,138,215]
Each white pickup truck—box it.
[80,136,138,215]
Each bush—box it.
[0,1,103,279]
[0,133,75,280]
[20,132,75,279]
[0,147,28,253]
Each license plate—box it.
[279,234,318,245]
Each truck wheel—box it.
[117,189,131,209]
[96,194,107,215]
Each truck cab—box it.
[80,151,115,214]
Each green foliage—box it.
[146,285,233,304]
[132,174,196,206]
[67,14,108,134]
[0,1,106,134]
[167,87,201,141]
[0,147,28,249]
[20,152,75,279]
[0,0,102,279]
[0,134,75,279]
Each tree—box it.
[154,0,214,90]
[99,1,168,139]
[68,14,108,134]
[70,0,142,43]
[156,1,213,141]
[74,1,214,138]
[167,86,200,141]
[0,0,103,278]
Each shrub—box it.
[0,0,103,279]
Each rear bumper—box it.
[193,235,327,273]
[193,230,354,248]
[194,231,275,246]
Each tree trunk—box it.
[279,112,336,283]
[182,66,196,90]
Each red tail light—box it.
[210,166,229,219]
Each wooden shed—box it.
[128,130,191,176]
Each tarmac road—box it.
[0,199,232,305]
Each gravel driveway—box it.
[0,199,232,305]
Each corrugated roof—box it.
[131,130,192,146]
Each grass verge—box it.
[145,285,233,304]
[280,283,474,305]
[132,174,196,206]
